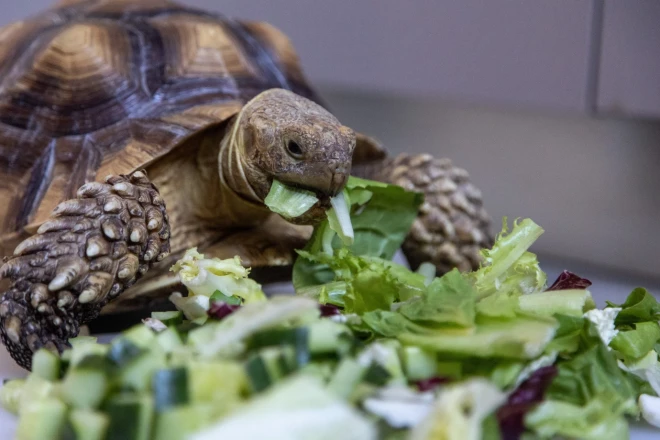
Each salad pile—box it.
[2,177,660,440]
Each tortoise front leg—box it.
[0,171,170,369]
[356,154,492,274]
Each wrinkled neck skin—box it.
[216,117,272,226]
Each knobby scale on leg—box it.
[0,170,170,369]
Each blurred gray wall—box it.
[1,1,660,280]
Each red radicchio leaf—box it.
[208,302,240,320]
[497,365,558,440]
[546,270,592,291]
[319,304,342,317]
[415,376,450,392]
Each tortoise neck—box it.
[216,120,271,223]
[218,117,262,205]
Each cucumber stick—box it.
[16,397,67,440]
[0,379,24,414]
[70,409,109,440]
[188,361,247,405]
[151,311,183,326]
[153,404,214,440]
[60,355,109,409]
[402,346,437,381]
[120,349,167,392]
[328,358,367,399]
[32,349,61,381]
[156,327,184,353]
[105,394,154,440]
[153,368,189,411]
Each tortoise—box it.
[0,0,492,369]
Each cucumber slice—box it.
[402,346,437,381]
[156,327,184,353]
[107,338,145,366]
[260,347,291,382]
[328,358,367,399]
[249,327,310,368]
[60,355,109,409]
[0,378,25,414]
[308,320,350,355]
[153,404,214,440]
[70,409,110,440]
[32,349,61,381]
[245,354,271,393]
[18,375,56,415]
[363,363,391,386]
[123,324,156,347]
[153,368,188,412]
[16,397,67,440]
[119,349,167,392]
[105,394,154,440]
[67,337,108,367]
[151,310,184,326]
[188,360,247,409]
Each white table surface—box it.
[2,254,660,439]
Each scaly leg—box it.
[0,171,170,369]
[355,153,492,274]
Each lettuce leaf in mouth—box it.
[264,179,319,219]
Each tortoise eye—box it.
[286,140,304,159]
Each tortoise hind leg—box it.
[355,154,493,274]
[0,171,170,369]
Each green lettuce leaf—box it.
[469,218,546,299]
[296,249,426,314]
[398,316,557,360]
[610,322,660,361]
[264,179,318,219]
[525,396,631,440]
[525,320,642,439]
[293,177,422,289]
[397,269,477,328]
[606,287,660,326]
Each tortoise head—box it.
[227,89,355,221]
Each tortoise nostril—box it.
[286,140,304,159]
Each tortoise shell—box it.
[0,0,325,255]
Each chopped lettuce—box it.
[190,376,376,440]
[264,179,319,219]
[606,287,660,326]
[190,296,320,358]
[171,248,265,303]
[396,269,477,328]
[610,322,660,360]
[639,394,660,428]
[293,177,422,289]
[497,365,557,439]
[296,249,426,314]
[469,218,546,298]
[525,321,642,439]
[327,191,354,247]
[409,379,506,440]
[398,316,557,360]
[362,386,434,428]
[618,349,660,396]
[526,395,631,440]
[518,289,592,318]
